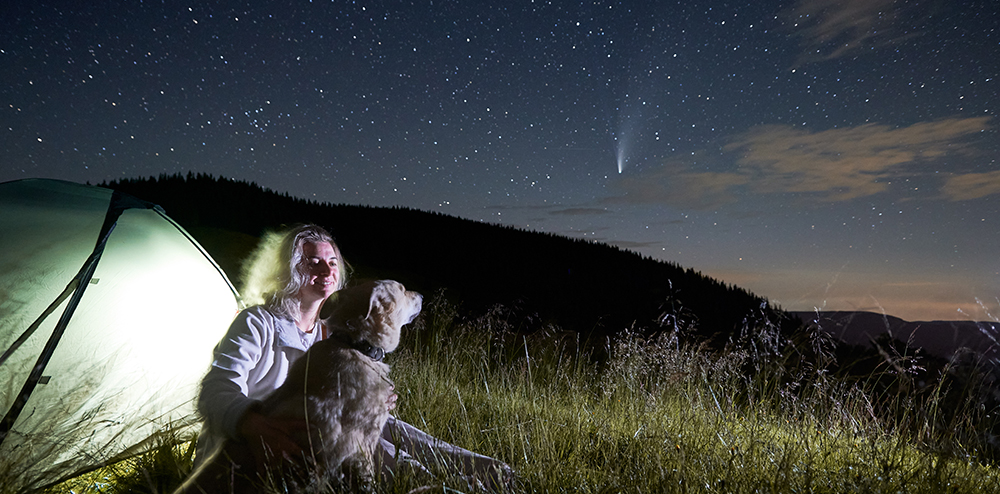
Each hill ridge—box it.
[791,310,1000,359]
[105,173,789,343]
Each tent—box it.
[0,179,242,492]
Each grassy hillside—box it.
[43,292,1000,493]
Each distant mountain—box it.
[791,311,1000,359]
[106,173,794,344]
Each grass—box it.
[32,292,1000,493]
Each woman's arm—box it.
[197,307,310,464]
[197,309,267,440]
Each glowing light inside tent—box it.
[0,180,241,492]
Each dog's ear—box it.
[324,281,378,334]
[364,281,400,337]
[367,281,399,323]
[356,281,407,352]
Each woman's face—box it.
[297,240,339,304]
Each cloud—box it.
[549,207,611,216]
[608,240,660,249]
[726,118,989,199]
[942,170,1000,200]
[609,164,748,209]
[610,117,992,208]
[782,0,929,64]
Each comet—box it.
[614,94,639,174]
[616,139,626,174]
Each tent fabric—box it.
[0,179,242,492]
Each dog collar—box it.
[339,336,385,362]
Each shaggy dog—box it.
[175,280,422,494]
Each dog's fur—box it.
[175,280,422,494]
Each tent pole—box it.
[0,191,151,446]
[0,279,80,367]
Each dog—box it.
[175,280,422,494]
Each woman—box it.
[196,224,346,467]
[196,224,510,488]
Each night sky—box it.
[3,0,998,322]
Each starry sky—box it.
[3,0,998,322]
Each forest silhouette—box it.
[105,173,794,347]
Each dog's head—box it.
[322,280,422,355]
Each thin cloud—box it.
[782,0,929,65]
[609,240,660,249]
[610,117,992,208]
[942,170,1000,201]
[549,207,612,216]
[610,164,748,209]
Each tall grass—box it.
[384,294,1000,492]
[35,292,1000,493]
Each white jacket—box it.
[196,305,320,456]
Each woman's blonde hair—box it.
[240,224,348,321]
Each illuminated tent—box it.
[0,179,242,492]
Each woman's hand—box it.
[238,410,309,471]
